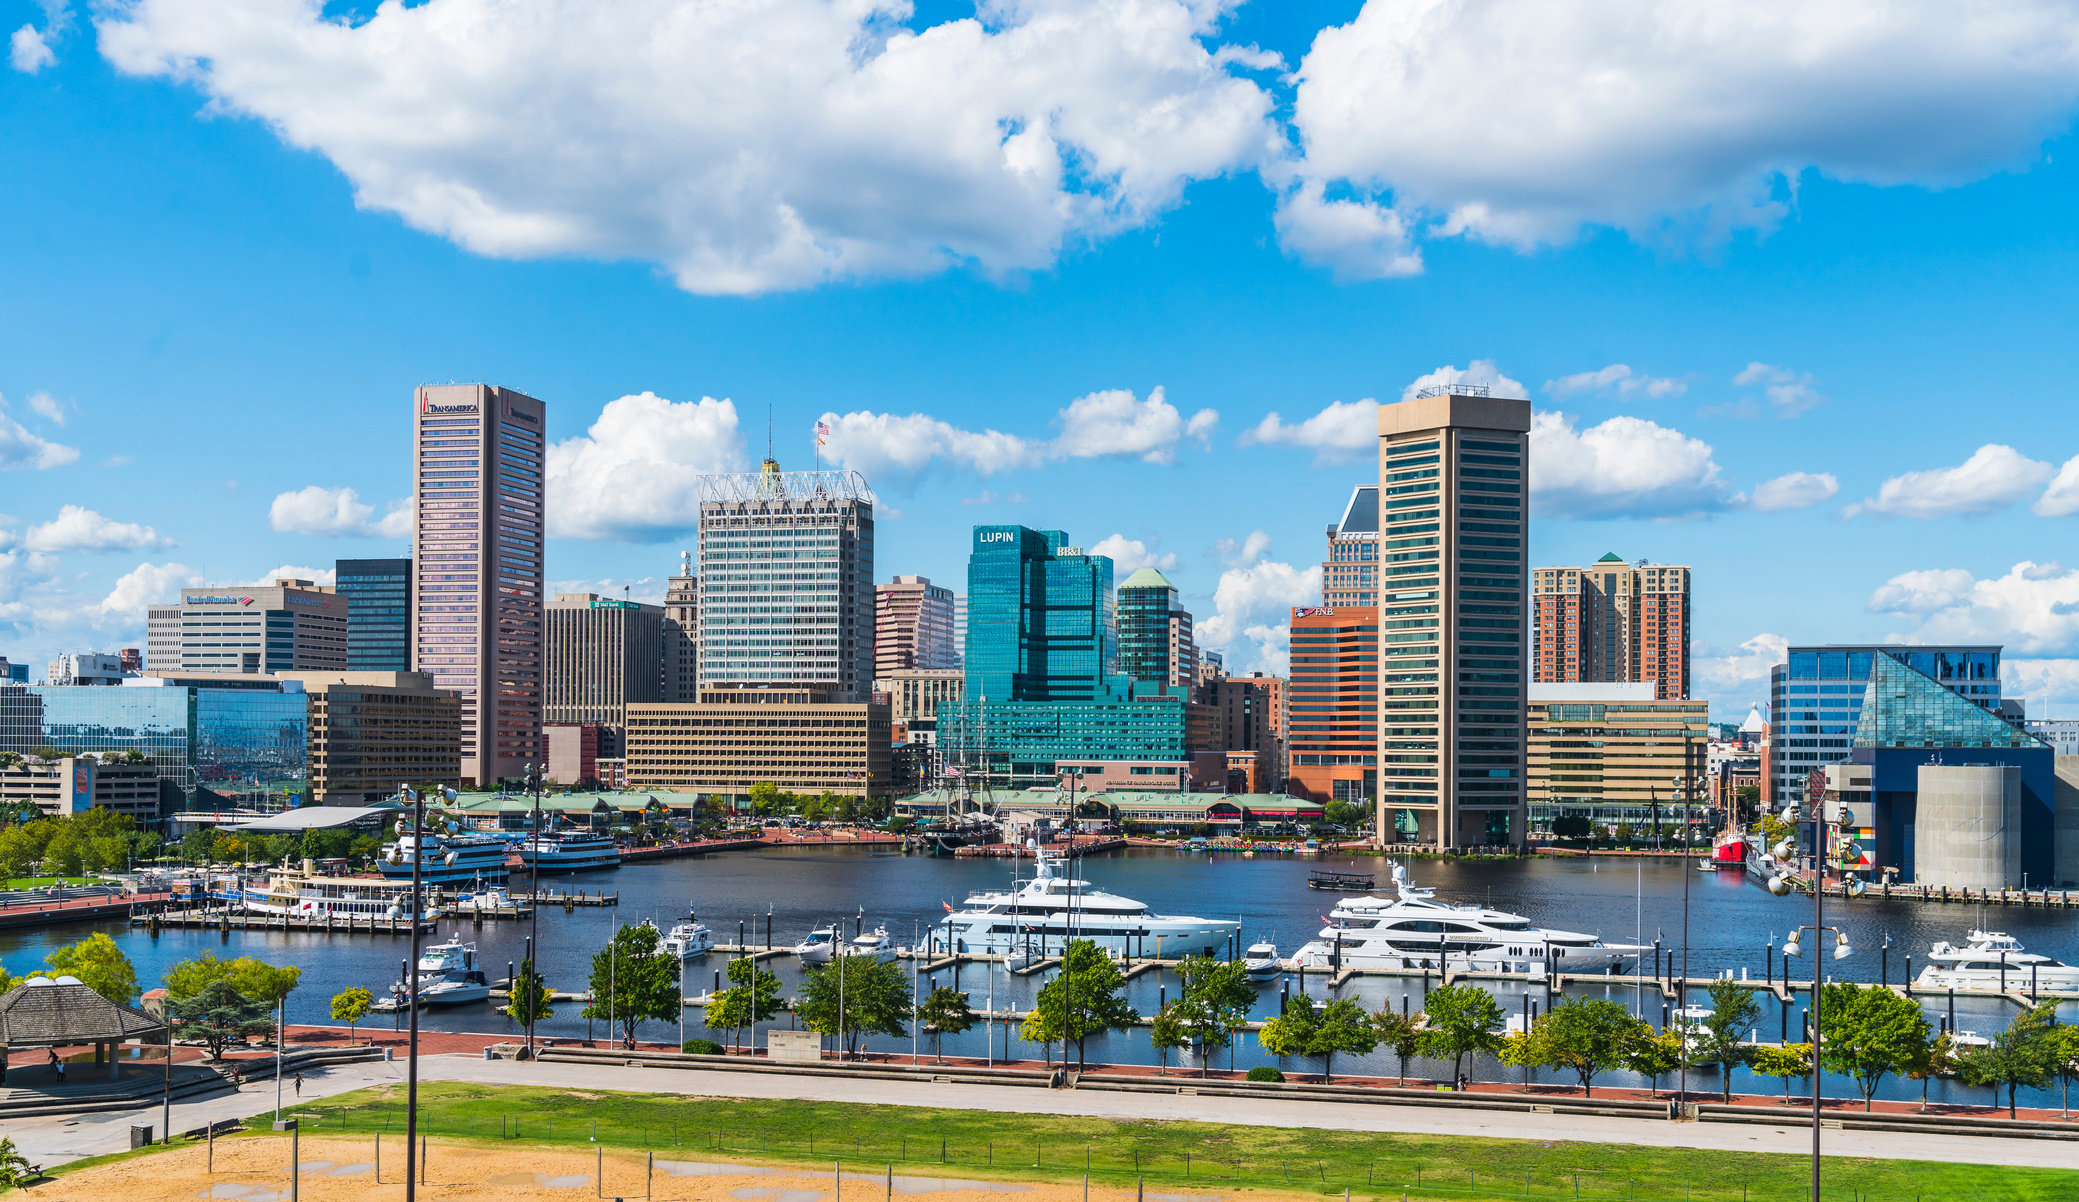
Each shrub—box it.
[682,1038,725,1055]
[1245,1066,1285,1083]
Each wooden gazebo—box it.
[0,978,165,1084]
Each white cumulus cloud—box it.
[1271,180,1422,281]
[547,392,745,541]
[26,392,67,425]
[1866,560,2079,654]
[1238,399,1378,465]
[2004,658,2079,719]
[98,0,1283,296]
[821,387,1213,481]
[21,505,173,553]
[1089,533,1179,575]
[10,24,54,73]
[1529,410,1731,520]
[1729,363,1824,418]
[1286,0,2079,272]
[1691,631,1790,716]
[1545,364,1686,400]
[268,486,410,538]
[1744,471,1839,513]
[1054,387,1216,464]
[1841,444,2052,520]
[0,399,79,470]
[1401,360,1528,402]
[1213,529,1274,568]
[2033,453,2079,516]
[1197,557,1322,674]
[233,565,337,588]
[98,561,200,616]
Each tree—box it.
[1550,814,1592,840]
[1418,983,1504,1088]
[1257,993,1318,1069]
[1626,1027,1683,1097]
[1149,1002,1189,1076]
[916,985,976,1063]
[330,987,373,1045]
[1695,979,1762,1102]
[583,921,682,1048]
[165,953,301,1005]
[1322,801,1367,829]
[1613,823,1636,844]
[705,955,784,1054]
[1954,1002,2058,1118]
[1531,997,1646,1098]
[1371,1008,1424,1084]
[0,1135,41,1189]
[180,828,215,865]
[798,955,912,1058]
[1306,997,1379,1084]
[43,933,139,1004]
[2049,1024,2079,1118]
[1750,1042,1812,1103]
[1020,939,1137,1070]
[747,782,785,817]
[1815,982,1932,1111]
[505,957,555,1033]
[170,979,274,1059]
[1172,955,1254,1077]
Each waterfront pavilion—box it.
[0,978,164,1085]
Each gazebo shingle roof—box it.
[0,981,164,1046]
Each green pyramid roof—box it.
[1596,552,1626,563]
[1118,567,1177,591]
[1853,654,2046,749]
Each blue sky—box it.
[5,0,2079,723]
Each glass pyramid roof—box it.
[1852,652,2046,749]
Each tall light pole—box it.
[1781,796,1857,1202]
[402,785,426,1202]
[1676,772,1689,1104]
[525,764,542,1059]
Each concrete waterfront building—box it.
[1526,682,1708,838]
[544,721,601,786]
[698,459,875,702]
[1375,388,1531,850]
[1286,606,1377,808]
[0,756,169,823]
[1323,485,1381,608]
[1767,644,2003,807]
[275,670,461,806]
[145,581,348,676]
[874,575,958,675]
[624,685,891,799]
[544,592,663,754]
[410,383,547,788]
[1117,567,1197,688]
[1532,556,1691,699]
[663,552,699,702]
[336,558,413,672]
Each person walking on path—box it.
[293,1073,303,1098]
[48,1049,64,1084]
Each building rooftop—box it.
[1337,485,1378,535]
[1118,567,1178,591]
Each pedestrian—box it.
[49,1049,64,1084]
[294,1072,303,1098]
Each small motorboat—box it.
[839,926,898,963]
[660,919,714,960]
[794,925,839,965]
[1242,942,1283,981]
[454,884,514,912]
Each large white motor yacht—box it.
[935,850,1237,959]
[838,926,898,963]
[1292,864,1642,974]
[1917,931,2079,991]
[1242,942,1283,981]
[407,937,492,1006]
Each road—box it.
[10,1054,2075,1174]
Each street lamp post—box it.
[526,764,542,1059]
[401,784,426,1202]
[1781,798,1857,1202]
[1676,773,1690,1104]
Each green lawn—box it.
[0,875,109,891]
[247,1081,2070,1202]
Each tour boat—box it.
[517,828,620,875]
[934,850,1236,959]
[378,830,513,887]
[1242,942,1283,981]
[1291,863,1642,974]
[1917,931,2079,992]
[239,869,433,921]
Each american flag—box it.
[815,419,830,446]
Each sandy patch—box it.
[30,1138,1230,1202]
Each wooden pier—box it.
[130,906,437,935]
[510,889,620,907]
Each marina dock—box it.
[130,906,438,935]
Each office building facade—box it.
[663,552,699,702]
[1532,555,1691,699]
[874,575,958,675]
[1767,644,2003,806]
[0,757,170,824]
[1323,485,1381,608]
[625,686,891,799]
[545,592,664,754]
[1117,567,1197,688]
[1526,682,1708,837]
[277,670,460,805]
[145,580,349,676]
[1376,389,1530,850]
[337,558,413,672]
[1208,672,1285,793]
[1286,606,1377,806]
[698,460,875,702]
[411,383,547,788]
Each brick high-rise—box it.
[1531,555,1691,699]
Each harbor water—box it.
[5,847,2074,1108]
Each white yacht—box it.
[1918,931,2079,991]
[794,925,840,965]
[838,926,898,963]
[517,828,619,874]
[659,918,714,960]
[934,851,1237,958]
[1242,942,1283,981]
[379,831,513,887]
[1292,864,1642,974]
[385,938,492,1007]
[453,884,514,914]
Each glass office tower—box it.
[0,678,308,805]
[338,557,412,671]
[1769,643,2004,804]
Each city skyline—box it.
[8,4,2079,726]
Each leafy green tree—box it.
[180,828,215,864]
[1322,801,1367,828]
[798,955,912,1057]
[705,955,784,1053]
[1955,1002,2058,1118]
[1257,993,1318,1067]
[505,958,555,1034]
[330,986,373,1045]
[164,952,301,1004]
[1626,1027,1683,1096]
[1020,939,1138,1070]
[746,782,785,817]
[1550,814,1592,839]
[1173,955,1254,1077]
[916,985,976,1062]
[1531,996,1646,1098]
[2049,1024,2079,1117]
[43,933,139,1004]
[1371,1007,1424,1084]
[1694,979,1763,1102]
[1751,1042,1812,1103]
[583,921,682,1048]
[1149,1001,1189,1076]
[0,1135,41,1189]
[1418,983,1504,1087]
[1305,997,1379,1084]
[170,979,274,1059]
[1815,981,1932,1110]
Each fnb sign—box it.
[1293,607,1336,618]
